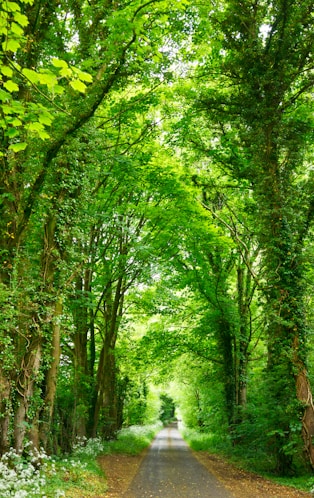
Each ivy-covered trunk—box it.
[235,260,255,424]
[258,164,314,472]
[13,338,42,453]
[264,254,314,471]
[38,298,62,450]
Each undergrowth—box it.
[0,423,162,497]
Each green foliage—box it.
[120,377,149,426]
[182,427,231,454]
[0,283,16,371]
[0,0,94,153]
[159,394,176,424]
[105,423,162,455]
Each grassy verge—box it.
[181,427,314,495]
[43,422,162,497]
[42,456,106,498]
[102,423,162,456]
[0,423,162,498]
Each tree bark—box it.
[92,274,124,437]
[296,367,314,468]
[14,341,42,453]
[39,298,62,450]
[0,368,11,455]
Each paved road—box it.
[124,425,234,497]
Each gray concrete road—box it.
[124,425,234,497]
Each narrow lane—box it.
[124,425,234,498]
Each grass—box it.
[40,455,107,498]
[104,423,162,455]
[181,427,314,495]
[182,427,230,453]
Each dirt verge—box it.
[98,451,147,498]
[193,452,313,498]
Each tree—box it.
[179,0,314,472]
[0,0,191,453]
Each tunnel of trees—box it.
[0,0,314,476]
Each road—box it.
[124,424,234,497]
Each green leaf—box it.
[37,129,50,140]
[70,79,87,93]
[0,89,11,101]
[2,39,21,52]
[1,65,13,78]
[11,117,22,126]
[13,12,29,27]
[1,104,13,114]
[38,111,53,126]
[10,100,24,114]
[11,22,23,36]
[9,142,27,152]
[28,121,50,139]
[22,67,40,84]
[38,71,58,88]
[4,2,20,12]
[152,54,163,63]
[6,127,19,138]
[28,121,44,132]
[72,67,93,83]
[59,66,72,78]
[51,58,69,69]
[53,84,65,95]
[3,80,19,93]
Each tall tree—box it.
[0,0,190,453]
[179,0,314,472]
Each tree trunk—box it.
[236,265,248,412]
[296,366,314,468]
[0,368,11,455]
[235,260,255,422]
[92,343,118,439]
[14,341,42,453]
[39,298,62,450]
[92,276,124,437]
[72,274,90,440]
[261,179,314,472]
[217,315,236,427]
[101,350,118,439]
[91,345,105,437]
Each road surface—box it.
[124,424,234,497]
